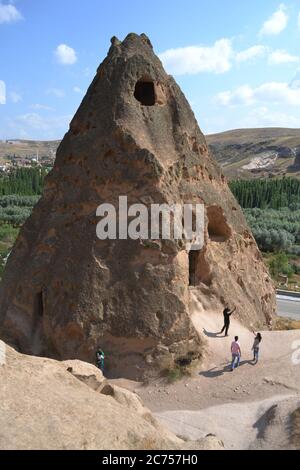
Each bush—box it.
[0,195,40,208]
[163,365,192,383]
[269,252,294,278]
[244,207,300,254]
[0,206,32,226]
[0,223,19,244]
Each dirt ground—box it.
[113,304,300,450]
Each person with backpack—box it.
[230,336,241,371]
[252,331,262,364]
[96,349,105,372]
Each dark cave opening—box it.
[189,250,198,286]
[134,80,155,106]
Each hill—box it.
[0,139,59,161]
[2,129,300,180]
[207,128,300,180]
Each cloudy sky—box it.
[1,0,300,140]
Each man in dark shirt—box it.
[220,306,236,336]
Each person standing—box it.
[252,331,262,364]
[220,305,236,336]
[96,349,105,372]
[231,336,241,371]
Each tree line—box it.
[0,168,47,196]
[230,177,300,210]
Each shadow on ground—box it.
[200,360,256,378]
[203,328,226,339]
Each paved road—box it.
[277,295,300,320]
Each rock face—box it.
[0,33,275,379]
[0,341,224,450]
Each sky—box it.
[1,0,300,140]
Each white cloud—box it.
[242,106,300,128]
[9,91,22,103]
[54,44,77,65]
[46,87,65,98]
[290,69,300,89]
[203,106,300,134]
[73,86,82,94]
[30,103,54,111]
[6,112,72,139]
[236,45,269,63]
[259,4,288,36]
[216,81,300,107]
[268,49,299,65]
[159,39,233,75]
[0,2,22,24]
[0,80,6,104]
[216,85,255,106]
[14,113,52,131]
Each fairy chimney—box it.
[0,34,276,379]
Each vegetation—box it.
[230,178,300,210]
[0,167,47,196]
[274,316,300,331]
[0,224,20,277]
[230,178,300,289]
[0,195,40,226]
[163,365,192,383]
[244,207,300,255]
[0,169,44,277]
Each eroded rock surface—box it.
[0,33,275,379]
[0,342,224,450]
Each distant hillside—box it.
[207,128,300,180]
[0,140,60,161]
[2,129,300,180]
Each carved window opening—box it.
[207,206,231,242]
[134,80,156,106]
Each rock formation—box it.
[0,341,224,450]
[0,33,276,379]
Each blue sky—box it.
[1,0,300,140]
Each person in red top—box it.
[231,336,241,371]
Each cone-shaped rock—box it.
[0,34,275,379]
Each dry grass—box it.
[161,364,194,383]
[273,317,300,331]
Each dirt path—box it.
[130,297,300,449]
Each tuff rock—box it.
[0,33,275,379]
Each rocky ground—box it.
[0,340,223,450]
[1,304,299,450]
